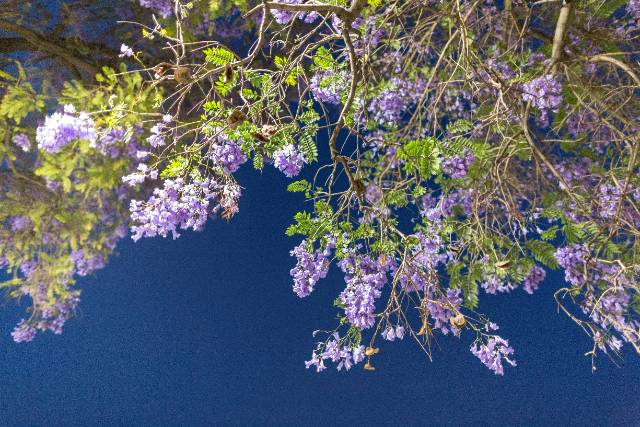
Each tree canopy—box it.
[1,0,640,375]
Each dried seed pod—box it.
[495,260,512,269]
[261,124,278,137]
[363,362,376,371]
[450,313,466,329]
[364,347,379,356]
[152,62,172,78]
[224,63,234,82]
[252,124,278,143]
[252,132,269,143]
[227,109,247,129]
[174,66,192,84]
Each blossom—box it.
[523,266,546,294]
[273,144,307,177]
[289,240,330,298]
[129,177,220,241]
[471,336,516,375]
[138,0,172,18]
[521,75,563,111]
[338,255,388,329]
[119,44,134,58]
[36,106,97,153]
[442,151,475,179]
[210,136,247,173]
[11,320,36,343]
[12,133,31,152]
[310,70,347,104]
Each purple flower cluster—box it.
[129,177,218,241]
[10,216,31,232]
[555,245,587,286]
[441,189,475,217]
[470,336,517,375]
[70,250,106,276]
[365,185,383,205]
[209,136,247,173]
[442,151,475,179]
[381,324,405,341]
[122,163,159,187]
[271,0,319,25]
[368,78,426,126]
[12,133,31,152]
[119,44,134,58]
[338,255,388,329]
[521,75,563,112]
[309,70,347,105]
[11,319,36,343]
[351,17,385,53]
[138,0,172,18]
[597,183,623,219]
[523,265,546,294]
[95,127,126,157]
[13,288,81,342]
[289,240,331,298]
[36,105,97,153]
[305,333,366,372]
[427,288,463,335]
[273,144,307,177]
[146,122,167,148]
[481,274,515,294]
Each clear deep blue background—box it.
[0,165,638,426]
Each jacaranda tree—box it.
[1,0,639,375]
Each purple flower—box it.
[146,122,166,148]
[365,185,383,205]
[139,0,172,18]
[129,177,220,241]
[11,320,36,343]
[10,216,31,232]
[273,144,307,177]
[12,133,31,152]
[555,245,587,286]
[271,0,319,25]
[442,151,475,179]
[119,43,134,58]
[36,106,97,153]
[310,70,347,105]
[471,336,517,375]
[210,136,247,173]
[338,255,388,329]
[481,274,515,295]
[522,75,563,112]
[70,250,106,276]
[427,288,463,335]
[523,265,546,294]
[289,240,330,298]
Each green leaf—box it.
[526,240,559,269]
[203,47,236,66]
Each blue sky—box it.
[0,164,638,425]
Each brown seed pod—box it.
[252,124,278,143]
[363,362,376,371]
[152,62,173,78]
[174,66,192,84]
[227,109,247,129]
[450,313,466,329]
[261,124,278,137]
[495,260,512,269]
[252,132,269,143]
[364,347,379,357]
[224,63,234,82]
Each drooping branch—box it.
[0,19,98,77]
[550,0,573,73]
